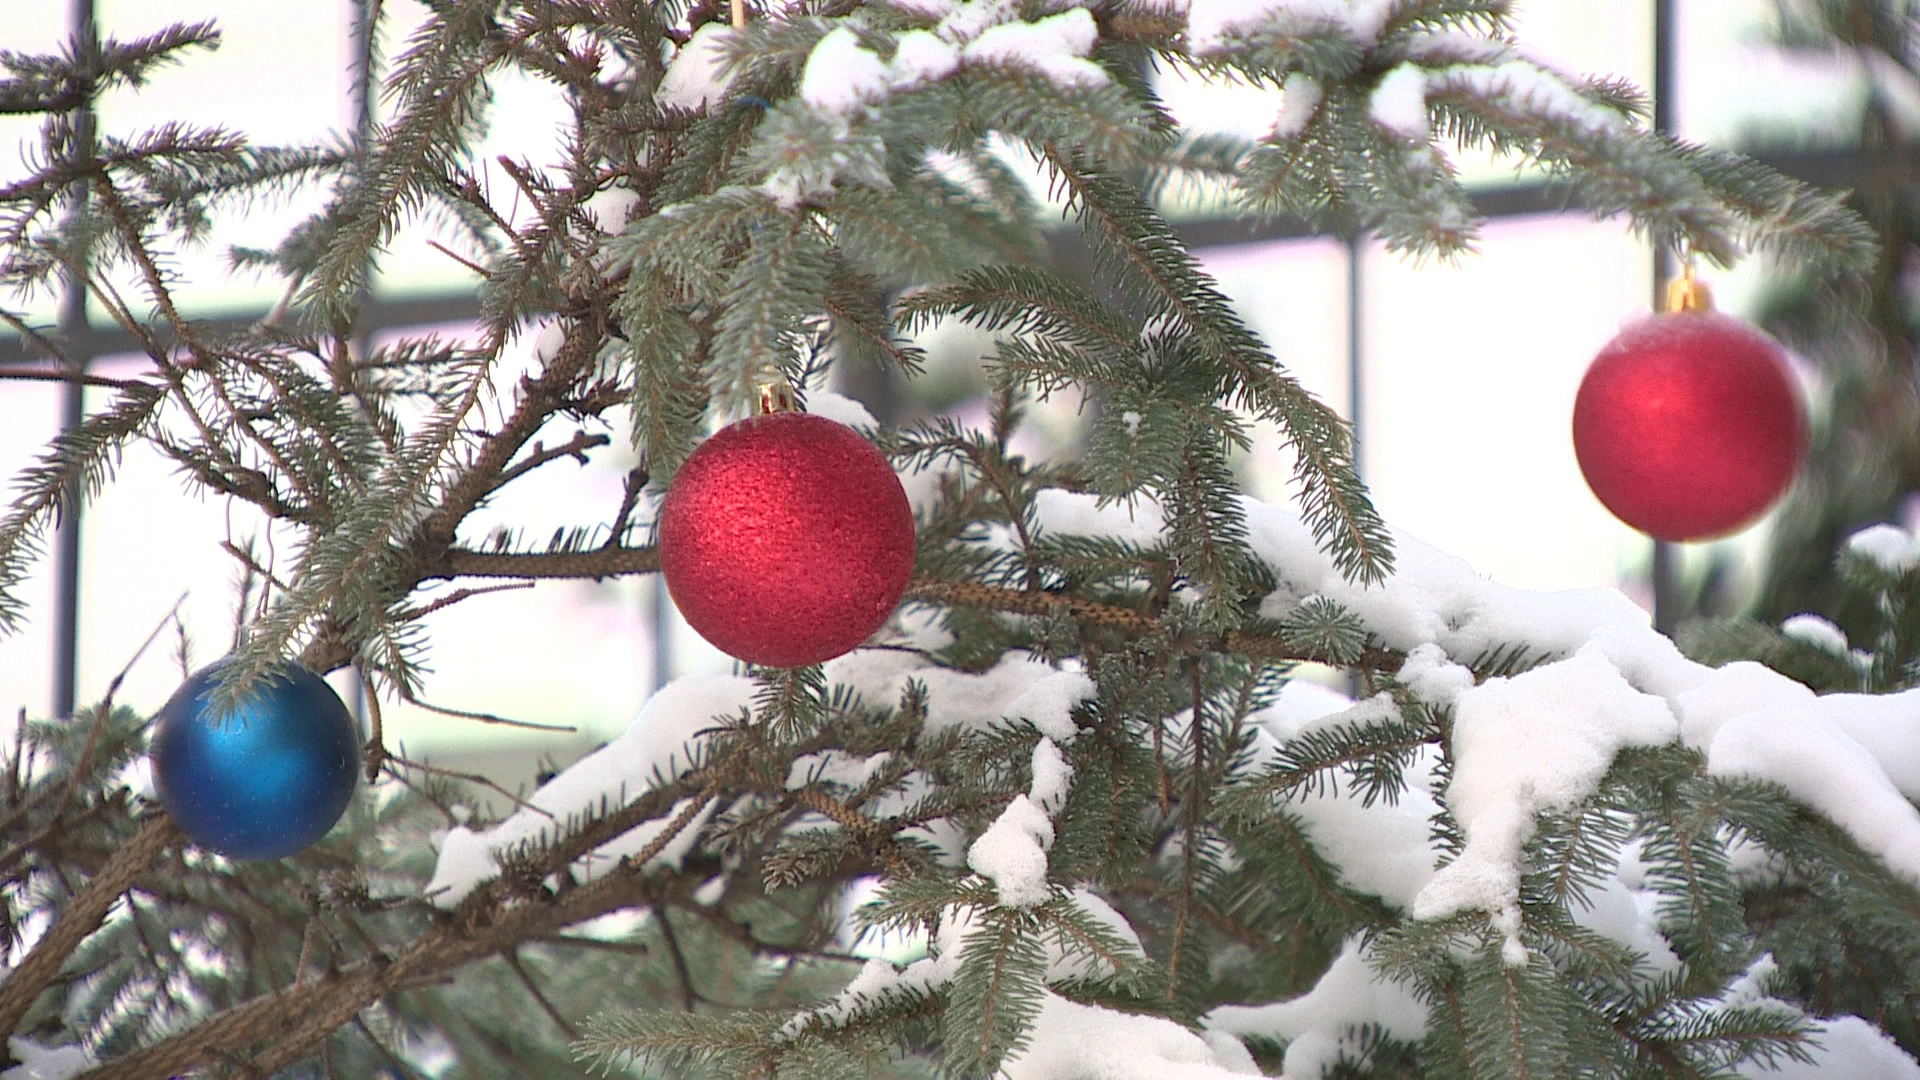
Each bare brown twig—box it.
[434,545,660,580]
[504,948,580,1038]
[603,466,649,550]
[0,368,135,388]
[426,239,493,278]
[493,430,612,490]
[391,580,536,621]
[398,692,579,734]
[654,904,699,1011]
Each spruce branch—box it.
[74,766,734,1080]
[945,908,1050,1076]
[710,209,833,410]
[1167,663,1208,999]
[299,0,508,323]
[271,313,612,682]
[1040,145,1394,587]
[901,264,1136,356]
[0,815,179,1040]
[398,691,578,734]
[820,267,928,377]
[909,579,1408,669]
[1424,60,1877,275]
[0,380,165,635]
[0,21,221,117]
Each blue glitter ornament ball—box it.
[151,659,360,859]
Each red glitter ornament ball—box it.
[658,410,915,667]
[1572,311,1806,542]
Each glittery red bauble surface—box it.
[1573,312,1806,542]
[658,411,915,667]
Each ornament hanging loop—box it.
[758,379,797,415]
[1664,258,1714,314]
[731,0,746,29]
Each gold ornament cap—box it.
[757,379,797,415]
[1665,263,1714,313]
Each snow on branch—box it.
[1206,938,1426,1079]
[424,674,752,908]
[1039,490,1920,938]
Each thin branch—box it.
[396,691,579,733]
[505,948,581,1038]
[789,783,884,838]
[6,707,26,805]
[86,179,297,513]
[495,155,557,222]
[352,1015,434,1080]
[434,545,659,579]
[382,752,554,819]
[221,541,292,594]
[602,465,648,550]
[292,912,320,987]
[492,430,611,490]
[530,933,650,956]
[391,580,536,621]
[377,766,461,828]
[654,904,698,1011]
[0,309,71,366]
[0,368,136,388]
[1168,662,1206,1000]
[51,593,185,819]
[426,239,492,278]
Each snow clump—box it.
[1271,72,1323,138]
[1206,938,1426,1079]
[656,23,736,112]
[1369,61,1430,138]
[966,794,1055,907]
[797,1,1105,125]
[1,1039,92,1080]
[1780,613,1849,655]
[1003,668,1096,742]
[1410,650,1678,963]
[1847,522,1920,574]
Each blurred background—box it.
[0,0,1911,798]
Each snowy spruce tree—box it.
[3,0,1919,1077]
